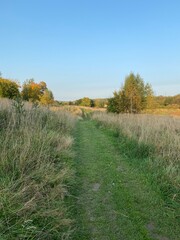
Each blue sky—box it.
[1,0,180,100]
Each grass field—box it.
[0,99,179,239]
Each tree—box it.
[90,99,95,107]
[39,81,47,95]
[75,99,82,106]
[80,97,91,107]
[21,79,47,102]
[40,89,54,105]
[107,97,118,113]
[107,73,154,113]
[107,89,127,113]
[123,73,146,113]
[174,94,180,105]
[0,77,20,99]
[75,97,93,107]
[94,99,108,108]
[145,83,155,109]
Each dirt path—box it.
[72,120,179,240]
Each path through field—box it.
[72,120,179,240]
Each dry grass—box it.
[143,108,180,117]
[51,105,105,117]
[92,112,180,190]
[0,98,77,239]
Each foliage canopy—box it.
[107,73,154,113]
[0,77,20,99]
[21,79,47,102]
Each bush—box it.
[0,78,20,99]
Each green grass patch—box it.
[72,119,180,240]
[106,125,179,209]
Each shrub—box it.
[0,78,20,99]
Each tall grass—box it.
[0,99,77,239]
[51,105,106,117]
[92,112,180,197]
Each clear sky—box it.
[1,0,180,100]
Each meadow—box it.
[143,108,180,117]
[0,99,180,239]
[0,99,77,239]
[92,112,180,202]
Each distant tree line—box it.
[154,95,180,108]
[0,74,54,105]
[58,91,180,111]
[1,72,179,110]
[74,97,108,108]
[65,97,108,108]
